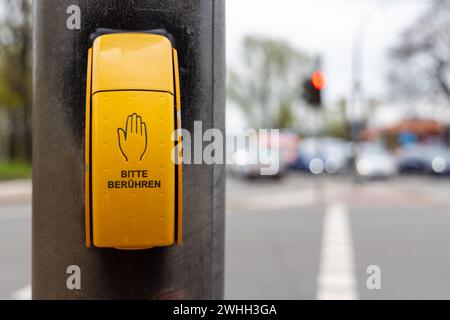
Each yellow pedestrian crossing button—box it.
[85,30,183,249]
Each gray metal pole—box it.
[33,0,225,299]
[350,12,373,179]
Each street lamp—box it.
[349,6,381,178]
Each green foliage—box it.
[275,100,294,129]
[0,45,31,109]
[0,161,31,180]
[324,120,351,140]
[322,98,351,139]
[0,0,32,161]
[228,35,312,129]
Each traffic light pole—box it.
[33,0,225,299]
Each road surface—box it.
[3,176,450,299]
[0,180,31,299]
[225,173,450,300]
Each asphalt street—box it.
[0,204,30,299]
[2,175,450,299]
[225,173,450,300]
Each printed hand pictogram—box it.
[117,113,148,162]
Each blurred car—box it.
[396,144,427,173]
[258,130,300,168]
[356,142,397,179]
[397,144,450,175]
[293,137,351,174]
[279,131,301,168]
[229,147,286,179]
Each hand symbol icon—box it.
[117,113,148,162]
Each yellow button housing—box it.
[92,33,174,93]
[85,32,182,249]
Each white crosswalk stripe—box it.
[317,203,358,300]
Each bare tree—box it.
[0,0,32,161]
[228,36,312,129]
[389,0,450,103]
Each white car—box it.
[355,143,397,178]
[230,147,286,179]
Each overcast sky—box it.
[226,0,430,106]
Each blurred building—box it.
[362,118,449,148]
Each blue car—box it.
[294,137,350,174]
[397,144,450,175]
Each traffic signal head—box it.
[303,71,326,107]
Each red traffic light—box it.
[311,71,326,90]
